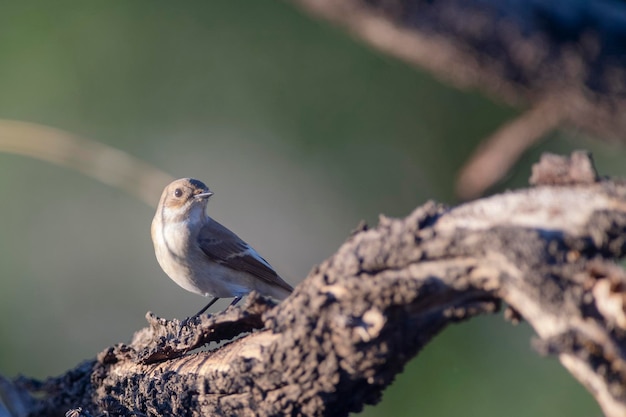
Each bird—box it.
[151,178,293,318]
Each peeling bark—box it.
[1,151,626,417]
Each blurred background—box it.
[0,1,623,416]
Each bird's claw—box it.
[177,317,191,338]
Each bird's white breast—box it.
[153,218,204,295]
[153,214,253,298]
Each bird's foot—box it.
[177,313,214,338]
[177,316,193,338]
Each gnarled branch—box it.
[1,151,625,417]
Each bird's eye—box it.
[174,188,183,198]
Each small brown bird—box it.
[151,178,293,316]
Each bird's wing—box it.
[198,219,293,292]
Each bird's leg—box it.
[194,296,220,317]
[228,296,242,307]
[178,296,220,338]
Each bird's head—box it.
[157,178,213,222]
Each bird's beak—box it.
[194,191,213,199]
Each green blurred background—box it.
[0,1,623,416]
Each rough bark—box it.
[1,151,626,417]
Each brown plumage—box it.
[151,178,293,315]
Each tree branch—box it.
[455,95,571,199]
[288,0,626,141]
[286,0,626,198]
[2,151,626,417]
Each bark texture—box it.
[1,151,626,417]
